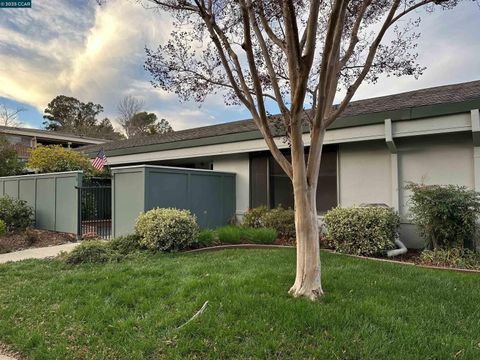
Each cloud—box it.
[0,0,246,131]
[0,0,478,132]
[348,3,480,101]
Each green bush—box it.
[197,229,216,247]
[242,227,277,244]
[0,219,6,236]
[27,145,99,175]
[419,248,480,270]
[109,234,143,255]
[243,206,269,228]
[0,196,34,232]
[243,206,295,241]
[135,208,199,252]
[217,225,242,244]
[406,183,480,250]
[64,240,113,265]
[324,206,400,256]
[263,207,295,241]
[0,135,24,176]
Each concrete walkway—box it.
[0,242,80,264]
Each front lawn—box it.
[0,249,479,359]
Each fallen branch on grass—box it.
[177,301,209,330]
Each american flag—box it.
[91,148,107,171]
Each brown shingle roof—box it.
[80,80,480,155]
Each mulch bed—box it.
[0,229,76,254]
[325,249,480,273]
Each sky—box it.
[0,0,479,132]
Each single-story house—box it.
[0,125,107,160]
[80,80,480,248]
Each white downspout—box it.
[384,119,407,257]
[387,237,407,257]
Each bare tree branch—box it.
[325,0,403,126]
[0,104,25,127]
[240,0,293,178]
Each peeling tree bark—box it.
[289,182,323,300]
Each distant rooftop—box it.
[0,125,108,145]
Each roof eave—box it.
[83,98,480,158]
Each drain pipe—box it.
[387,237,407,257]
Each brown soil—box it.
[0,229,76,254]
[273,237,295,246]
[0,342,22,360]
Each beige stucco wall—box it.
[397,132,474,216]
[338,132,475,248]
[338,140,392,207]
[211,131,476,248]
[396,133,474,247]
[212,153,250,220]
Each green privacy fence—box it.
[0,171,83,234]
[1,166,236,238]
[112,165,236,237]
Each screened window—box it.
[250,147,337,213]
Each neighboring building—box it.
[0,125,107,160]
[80,80,480,248]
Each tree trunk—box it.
[288,181,323,300]
[287,123,324,300]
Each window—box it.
[250,156,269,208]
[250,147,337,213]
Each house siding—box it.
[338,140,392,207]
[396,132,474,247]
[337,132,475,248]
[100,107,480,249]
[212,153,250,220]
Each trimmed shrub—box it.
[0,219,6,236]
[217,225,242,244]
[109,234,143,255]
[197,229,216,247]
[419,248,480,270]
[243,206,295,241]
[406,183,480,250]
[64,240,113,265]
[324,206,400,256]
[243,206,269,228]
[0,196,34,232]
[135,208,199,252]
[263,207,295,241]
[242,227,277,244]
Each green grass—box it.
[216,225,242,244]
[0,249,479,359]
[215,225,278,244]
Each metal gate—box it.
[77,178,112,239]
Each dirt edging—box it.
[184,244,295,253]
[0,342,22,360]
[183,244,480,274]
